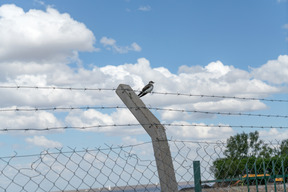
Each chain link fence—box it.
[0,140,287,192]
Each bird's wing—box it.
[145,85,153,93]
[141,84,151,92]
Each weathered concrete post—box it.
[116,84,178,192]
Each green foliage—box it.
[280,139,288,155]
[211,156,288,183]
[211,131,288,184]
[224,131,272,158]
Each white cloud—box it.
[177,61,279,97]
[0,56,283,128]
[0,109,63,133]
[65,109,143,136]
[166,121,234,140]
[193,99,267,112]
[205,61,231,76]
[0,4,285,141]
[0,56,287,141]
[34,0,45,6]
[26,136,62,148]
[160,100,267,121]
[122,136,140,145]
[0,4,95,63]
[259,128,288,141]
[252,55,288,84]
[138,5,151,12]
[100,36,116,46]
[100,36,142,53]
[131,42,142,52]
[121,136,154,156]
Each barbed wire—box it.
[152,91,288,103]
[0,85,287,102]
[1,106,287,118]
[0,106,119,112]
[0,85,117,91]
[150,107,288,118]
[1,123,288,132]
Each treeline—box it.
[211,131,288,184]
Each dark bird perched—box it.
[138,81,154,98]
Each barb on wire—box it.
[1,123,288,132]
[0,85,287,103]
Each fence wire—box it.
[1,105,287,119]
[1,85,287,102]
[0,140,287,192]
[2,123,288,132]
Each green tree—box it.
[211,131,283,184]
[280,139,288,155]
[223,131,272,158]
[249,131,263,156]
[259,143,274,158]
[224,132,249,158]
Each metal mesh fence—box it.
[0,140,287,192]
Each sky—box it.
[0,0,287,157]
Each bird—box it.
[138,81,154,98]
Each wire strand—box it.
[0,85,287,102]
[152,91,288,103]
[1,123,287,132]
[0,85,116,91]
[1,106,287,118]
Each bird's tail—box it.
[139,93,147,98]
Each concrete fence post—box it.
[116,84,178,192]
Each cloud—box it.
[0,109,63,133]
[166,121,234,141]
[26,136,62,148]
[177,60,279,96]
[100,36,141,53]
[34,0,45,6]
[259,128,288,141]
[121,136,154,156]
[0,4,286,141]
[252,55,288,84]
[65,109,144,136]
[193,99,267,112]
[138,5,151,12]
[0,4,95,63]
[0,57,283,129]
[0,54,286,140]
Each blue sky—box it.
[0,0,287,157]
[56,0,286,71]
[7,0,287,71]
